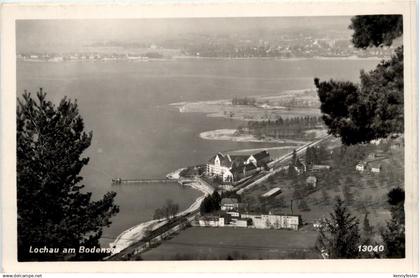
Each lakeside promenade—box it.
[108,175,214,256]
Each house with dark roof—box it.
[206,150,271,183]
[206,153,234,182]
[231,163,259,181]
[252,150,270,166]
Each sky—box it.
[16,16,353,52]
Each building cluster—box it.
[197,198,302,231]
[206,151,270,183]
[355,152,389,173]
[182,34,396,59]
[17,52,157,63]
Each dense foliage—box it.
[239,116,323,139]
[17,89,119,261]
[304,145,329,165]
[200,191,221,214]
[232,97,257,106]
[315,15,403,145]
[382,187,405,257]
[349,15,403,48]
[315,46,403,145]
[153,199,180,220]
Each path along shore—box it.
[109,168,214,255]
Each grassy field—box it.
[140,226,321,260]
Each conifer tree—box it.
[381,187,405,258]
[317,198,361,258]
[17,89,119,261]
[314,15,403,145]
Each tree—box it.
[164,199,180,219]
[317,198,361,258]
[199,192,221,215]
[381,187,405,257]
[386,187,405,225]
[292,149,298,165]
[362,213,374,238]
[17,89,119,261]
[314,15,403,145]
[349,15,403,48]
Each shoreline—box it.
[109,169,213,255]
[18,56,385,63]
[199,129,309,145]
[169,88,322,122]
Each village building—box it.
[226,211,240,218]
[206,153,234,182]
[221,198,239,211]
[206,151,271,183]
[230,218,249,228]
[231,163,259,181]
[198,215,225,227]
[310,164,331,172]
[306,176,317,187]
[355,162,367,172]
[261,187,282,198]
[369,162,382,173]
[242,213,301,230]
[252,150,270,166]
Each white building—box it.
[221,198,239,211]
[198,216,226,227]
[206,153,234,182]
[241,213,301,230]
[206,151,270,183]
[370,163,382,173]
[356,162,367,172]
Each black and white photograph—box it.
[1,2,417,272]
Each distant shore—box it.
[18,55,384,63]
[170,89,322,122]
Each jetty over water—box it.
[112,178,179,185]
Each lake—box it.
[16,57,380,246]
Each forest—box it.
[237,116,324,139]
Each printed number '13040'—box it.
[358,245,385,252]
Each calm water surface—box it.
[17,58,379,245]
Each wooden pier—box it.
[112,178,179,185]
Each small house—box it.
[355,162,367,172]
[221,198,239,211]
[231,218,248,228]
[227,211,240,218]
[370,163,382,173]
[261,187,282,198]
[306,176,317,188]
[253,150,271,166]
[198,216,221,227]
[311,165,331,172]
